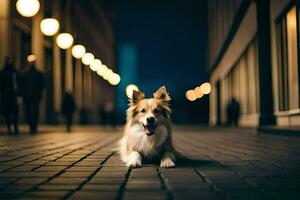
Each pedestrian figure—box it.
[0,57,20,134]
[227,97,240,126]
[20,55,45,134]
[61,92,76,132]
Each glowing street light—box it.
[72,45,86,59]
[200,82,211,94]
[97,64,108,76]
[82,53,94,65]
[126,84,139,99]
[90,59,102,71]
[16,0,40,17]
[108,74,121,85]
[194,86,204,98]
[27,54,37,63]
[40,18,59,36]
[103,69,114,80]
[185,90,197,101]
[56,33,73,49]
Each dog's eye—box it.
[154,108,160,114]
[140,108,146,113]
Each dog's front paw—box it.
[160,157,175,168]
[126,151,142,168]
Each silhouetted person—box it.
[61,92,76,132]
[20,55,45,134]
[0,57,20,134]
[227,97,240,126]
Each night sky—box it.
[103,0,208,123]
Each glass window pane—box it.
[286,6,299,109]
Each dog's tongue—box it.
[144,125,156,136]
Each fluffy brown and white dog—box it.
[119,86,176,168]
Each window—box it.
[276,6,299,111]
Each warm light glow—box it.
[16,0,40,17]
[27,55,37,63]
[56,33,73,49]
[108,74,121,85]
[200,82,211,94]
[103,69,114,80]
[287,7,297,31]
[194,86,204,98]
[126,84,139,99]
[82,53,94,65]
[97,64,108,76]
[90,59,102,71]
[72,45,86,59]
[185,90,197,101]
[40,18,59,36]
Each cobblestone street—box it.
[0,127,300,200]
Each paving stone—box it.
[22,191,68,198]
[94,171,126,178]
[47,177,86,185]
[69,191,117,200]
[174,189,221,200]
[38,184,79,190]
[81,184,120,191]
[66,166,99,172]
[1,127,300,199]
[89,177,125,185]
[123,191,167,200]
[34,166,66,172]
[59,171,93,178]
[15,178,47,184]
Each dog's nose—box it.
[147,117,155,124]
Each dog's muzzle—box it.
[142,117,157,136]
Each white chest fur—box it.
[126,123,168,157]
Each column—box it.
[256,0,276,126]
[32,0,46,122]
[31,0,44,72]
[83,67,92,121]
[53,0,62,119]
[0,0,10,67]
[64,0,73,93]
[74,60,83,108]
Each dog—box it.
[119,86,176,168]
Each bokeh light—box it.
[90,59,102,71]
[103,69,114,80]
[185,90,197,101]
[200,82,211,94]
[194,86,204,98]
[72,45,86,59]
[82,52,94,65]
[108,74,121,85]
[16,0,40,17]
[40,18,59,36]
[56,33,73,49]
[126,84,139,99]
[27,54,37,63]
[97,64,108,76]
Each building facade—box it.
[0,0,116,124]
[208,0,300,127]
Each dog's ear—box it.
[130,90,145,104]
[153,86,171,102]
